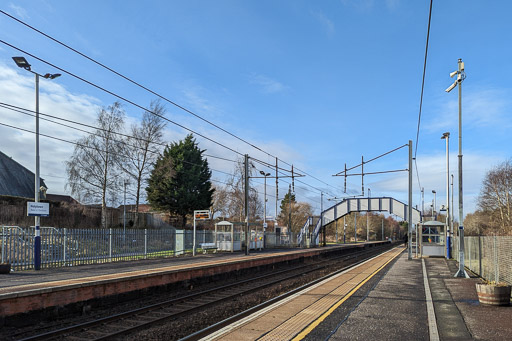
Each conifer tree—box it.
[146,134,213,227]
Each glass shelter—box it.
[419,220,446,257]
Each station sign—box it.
[27,202,50,217]
[194,210,211,220]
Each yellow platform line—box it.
[292,247,404,341]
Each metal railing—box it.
[454,236,512,285]
[1,226,301,271]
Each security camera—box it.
[445,81,457,93]
[449,71,458,78]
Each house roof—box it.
[46,194,78,204]
[0,150,47,199]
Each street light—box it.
[441,132,451,259]
[259,171,270,224]
[12,56,61,270]
[260,170,270,248]
[432,190,436,219]
[446,58,469,278]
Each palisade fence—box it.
[453,236,512,285]
[1,226,300,271]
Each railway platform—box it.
[204,248,512,341]
[0,242,378,321]
[1,243,511,340]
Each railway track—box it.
[12,244,394,341]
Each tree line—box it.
[65,101,315,230]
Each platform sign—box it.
[27,202,49,217]
[194,210,211,220]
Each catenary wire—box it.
[0,39,245,159]
[414,0,434,159]
[1,11,341,195]
[0,120,236,179]
[0,102,237,163]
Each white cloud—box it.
[249,74,287,94]
[340,0,375,11]
[385,0,400,10]
[368,151,503,216]
[0,62,100,195]
[8,3,29,19]
[312,11,335,35]
[425,88,512,132]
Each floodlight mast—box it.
[11,56,61,271]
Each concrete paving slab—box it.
[329,253,429,341]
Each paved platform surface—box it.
[311,251,512,341]
[0,246,342,293]
[204,248,512,341]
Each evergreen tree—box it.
[279,192,296,212]
[146,134,214,227]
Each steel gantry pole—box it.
[408,140,413,260]
[442,133,451,259]
[244,154,250,255]
[275,157,278,231]
[367,188,371,241]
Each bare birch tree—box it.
[477,159,512,234]
[122,100,166,227]
[66,102,126,228]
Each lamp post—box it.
[260,171,270,248]
[446,58,469,278]
[12,57,61,270]
[441,132,451,259]
[432,190,436,220]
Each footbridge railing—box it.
[310,197,421,246]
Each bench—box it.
[200,242,217,254]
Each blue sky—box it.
[1,1,511,221]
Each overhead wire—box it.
[0,102,238,163]
[0,10,344,197]
[3,40,342,201]
[413,0,433,192]
[1,40,246,159]
[0,120,236,180]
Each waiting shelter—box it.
[214,221,242,252]
[419,220,446,257]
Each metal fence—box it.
[454,236,512,285]
[1,226,300,271]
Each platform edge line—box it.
[422,258,440,341]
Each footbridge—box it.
[299,197,421,246]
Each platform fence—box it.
[1,226,300,271]
[454,235,512,285]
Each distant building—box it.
[0,150,47,199]
[45,194,79,204]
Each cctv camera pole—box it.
[454,58,469,277]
